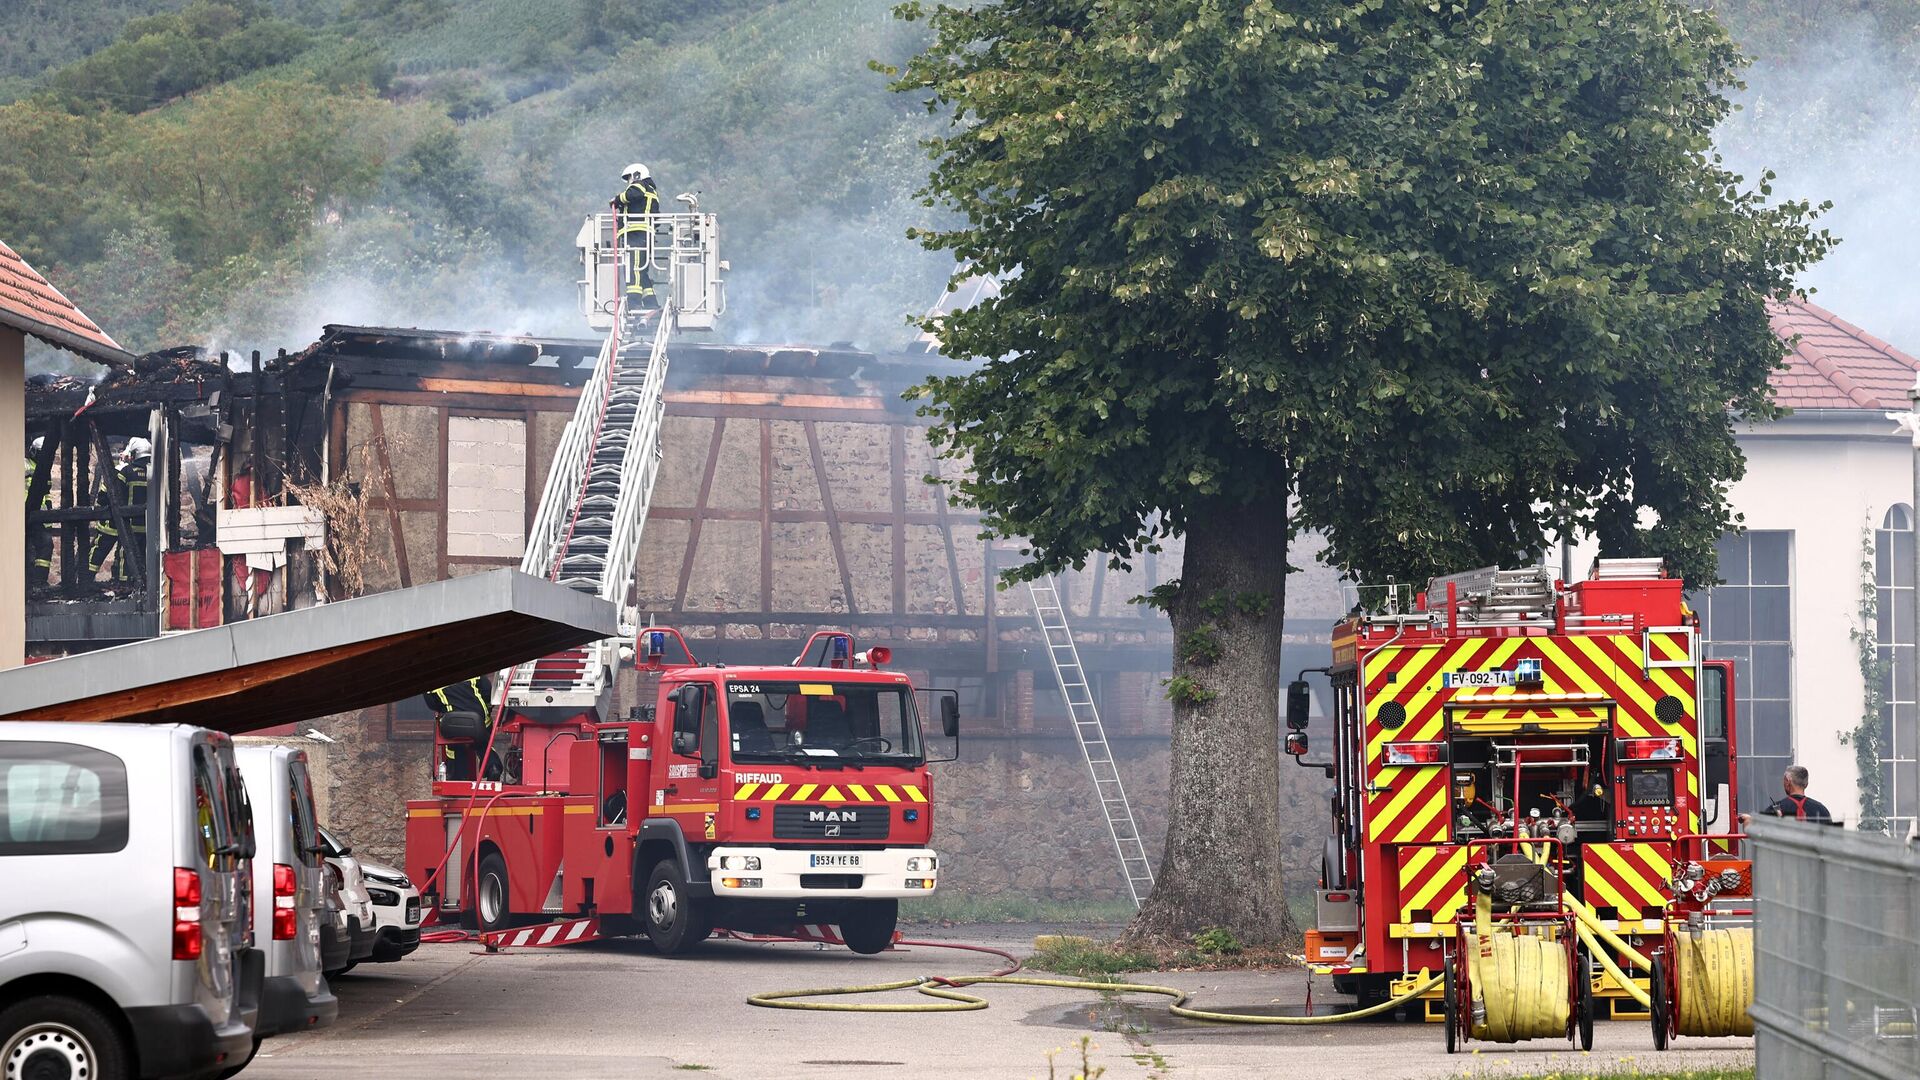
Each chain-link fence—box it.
[1751,817,1920,1079]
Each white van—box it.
[0,723,259,1079]
[232,747,338,1048]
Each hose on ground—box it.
[1673,927,1754,1037]
[747,944,1443,1023]
[1461,932,1569,1042]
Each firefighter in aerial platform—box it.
[424,673,500,781]
[87,436,150,584]
[25,438,53,588]
[612,162,662,327]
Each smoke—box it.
[196,0,952,358]
[1717,14,1920,345]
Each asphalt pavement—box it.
[244,927,1754,1079]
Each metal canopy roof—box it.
[0,570,616,732]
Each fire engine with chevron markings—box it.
[1290,558,1748,1020]
[403,199,961,956]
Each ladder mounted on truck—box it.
[501,208,724,720]
[1027,575,1156,906]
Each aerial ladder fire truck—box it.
[1289,559,1755,1044]
[404,199,961,955]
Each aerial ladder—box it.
[495,199,724,726]
[1027,575,1156,906]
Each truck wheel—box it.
[0,995,130,1080]
[643,859,710,955]
[839,899,899,955]
[477,851,512,934]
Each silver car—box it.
[233,746,339,1048]
[0,722,259,1079]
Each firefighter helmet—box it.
[622,163,650,182]
[124,437,152,460]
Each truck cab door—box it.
[1700,660,1736,830]
[663,682,722,841]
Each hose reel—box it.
[1446,838,1592,1053]
[1653,924,1755,1047]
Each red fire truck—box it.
[1290,559,1742,1013]
[406,628,959,953]
[402,210,957,954]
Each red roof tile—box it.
[0,238,131,366]
[1768,298,1920,411]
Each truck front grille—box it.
[772,804,891,840]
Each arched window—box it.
[1877,505,1916,831]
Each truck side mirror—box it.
[1286,680,1311,732]
[940,695,960,738]
[1285,731,1308,757]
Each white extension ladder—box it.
[1027,575,1156,906]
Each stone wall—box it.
[302,724,1334,904]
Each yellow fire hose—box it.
[749,970,1443,1024]
[1672,927,1755,1037]
[1565,894,1654,970]
[1574,918,1651,1008]
[1462,931,1570,1041]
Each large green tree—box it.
[893,0,1830,943]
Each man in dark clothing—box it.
[88,437,150,583]
[612,162,662,320]
[25,439,52,588]
[424,674,497,781]
[1740,764,1834,825]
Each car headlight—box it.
[906,857,938,872]
[720,855,761,871]
[367,887,400,906]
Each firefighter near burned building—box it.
[24,438,52,588]
[424,674,497,782]
[87,436,149,582]
[1290,559,1757,1049]
[612,163,661,320]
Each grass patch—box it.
[1497,1060,1758,1068]
[671,1066,713,1073]
[901,894,1138,926]
[1028,936,1160,982]
[1495,1069,1752,1080]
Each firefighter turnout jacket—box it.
[88,455,149,576]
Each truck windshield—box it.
[725,681,924,765]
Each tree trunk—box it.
[1125,492,1295,946]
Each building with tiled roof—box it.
[1581,296,1920,834]
[1768,297,1920,411]
[0,239,132,368]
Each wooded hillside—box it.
[2,0,1913,370]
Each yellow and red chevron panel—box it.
[1582,840,1672,919]
[1395,844,1468,927]
[1359,631,1703,837]
[1367,766,1450,843]
[731,781,926,803]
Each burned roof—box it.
[310,323,969,383]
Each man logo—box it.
[807,810,859,823]
[825,824,841,837]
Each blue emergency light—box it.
[646,630,668,658]
[831,635,850,660]
[1515,657,1543,683]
